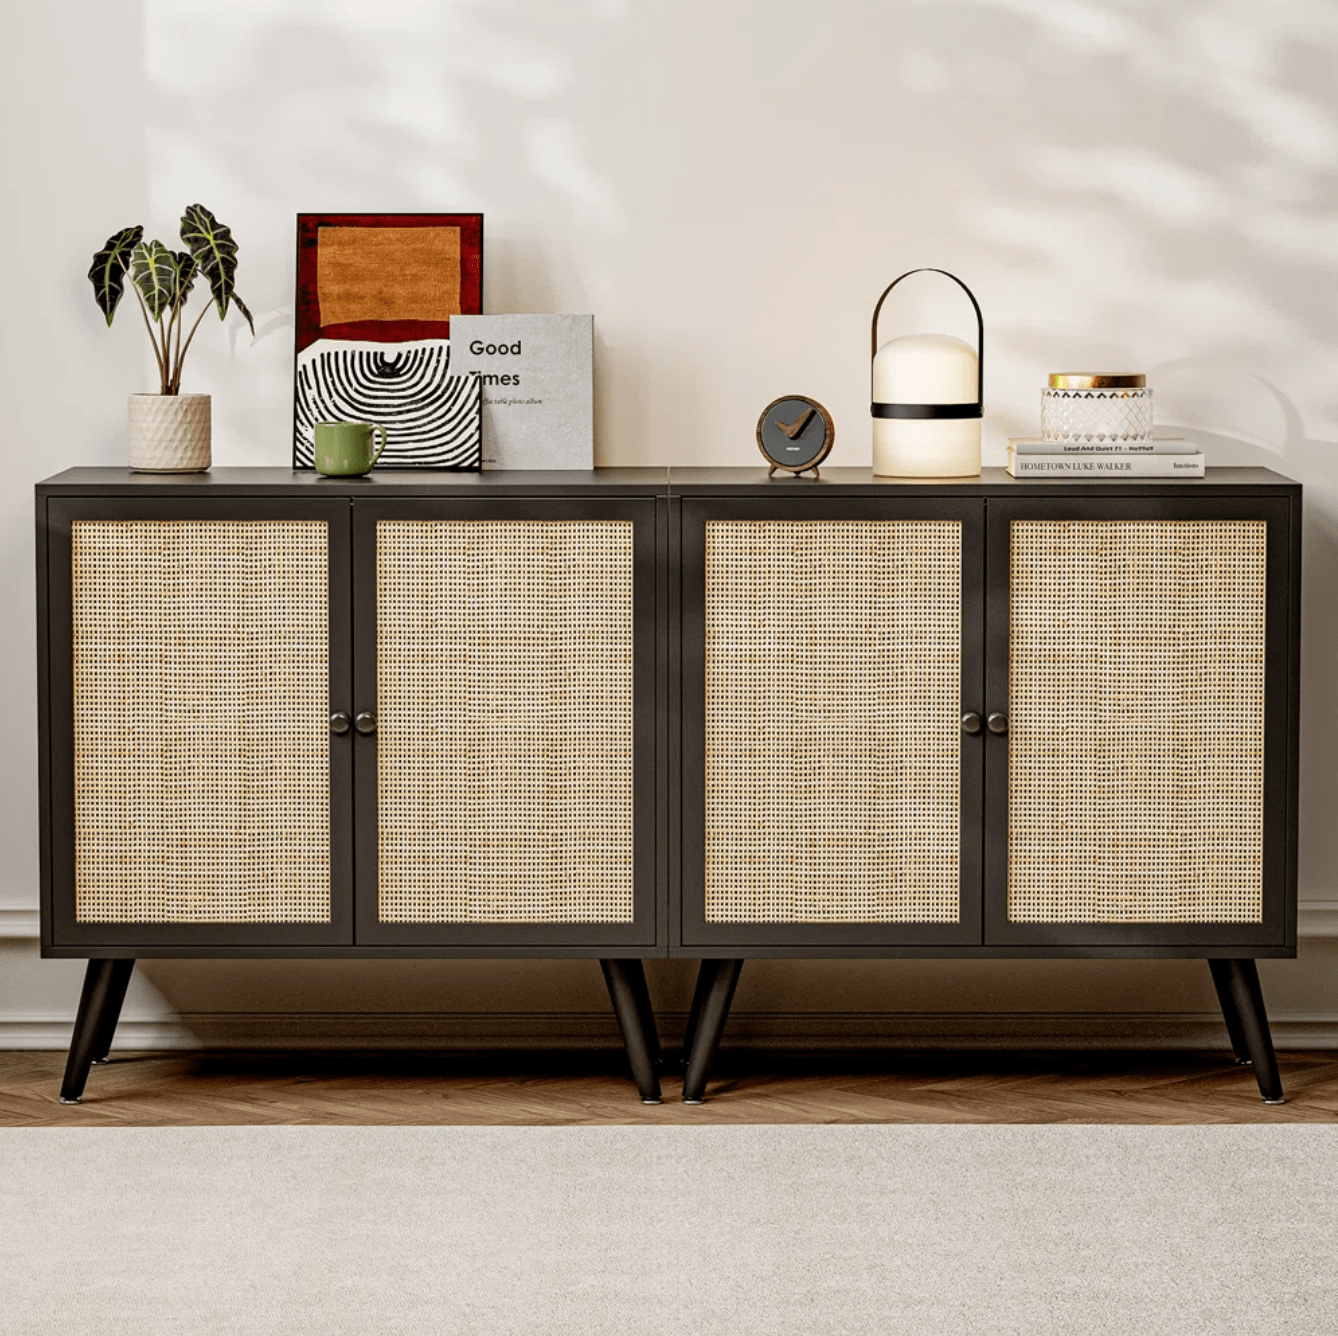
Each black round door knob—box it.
[354,710,378,736]
[986,711,1009,736]
[961,712,983,735]
[329,711,351,736]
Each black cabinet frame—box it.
[666,470,1302,1104]
[36,471,672,1105]
[42,496,357,952]
[37,472,671,961]
[677,496,986,950]
[982,496,1298,951]
[34,466,1304,1107]
[350,497,664,950]
[669,476,1302,961]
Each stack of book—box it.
[1006,437,1206,478]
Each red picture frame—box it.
[294,213,483,355]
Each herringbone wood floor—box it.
[3,1049,1337,1125]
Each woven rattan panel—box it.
[72,521,331,923]
[705,520,962,924]
[376,520,635,924]
[1008,520,1266,924]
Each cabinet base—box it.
[675,956,1287,1106]
[56,957,666,1106]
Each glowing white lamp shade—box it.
[870,270,983,478]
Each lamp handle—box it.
[870,268,984,411]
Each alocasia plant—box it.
[88,205,254,394]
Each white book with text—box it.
[1006,451,1206,478]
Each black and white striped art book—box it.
[293,339,482,469]
[292,212,484,471]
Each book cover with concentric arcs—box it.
[292,213,483,469]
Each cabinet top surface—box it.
[668,466,1300,495]
[35,467,669,495]
[35,465,1299,496]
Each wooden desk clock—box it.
[756,395,835,478]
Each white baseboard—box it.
[1300,901,1338,936]
[4,1011,1338,1051]
[0,1019,198,1050]
[0,906,39,939]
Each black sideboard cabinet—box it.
[36,469,670,1103]
[36,466,1302,1106]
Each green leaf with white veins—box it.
[87,225,144,325]
[130,240,179,321]
[172,250,197,306]
[180,203,255,334]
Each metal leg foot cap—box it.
[640,1098,663,1106]
[58,1096,81,1105]
[1263,1096,1287,1105]
[1234,1057,1254,1066]
[682,1097,705,1105]
[91,1057,110,1066]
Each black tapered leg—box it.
[1208,958,1252,1065]
[625,961,663,1075]
[60,959,135,1104]
[681,959,743,1104]
[600,959,663,1104]
[1209,958,1284,1104]
[88,959,135,1065]
[679,960,715,1067]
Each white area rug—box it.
[2,1124,1334,1334]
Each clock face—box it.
[757,396,835,472]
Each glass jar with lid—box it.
[1041,373,1153,442]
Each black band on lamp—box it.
[871,402,983,420]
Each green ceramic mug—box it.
[314,421,388,476]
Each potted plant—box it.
[88,204,254,472]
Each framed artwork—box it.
[293,213,484,469]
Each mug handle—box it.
[368,425,388,468]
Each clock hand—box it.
[775,407,815,440]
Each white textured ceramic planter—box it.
[127,393,211,472]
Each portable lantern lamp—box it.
[871,268,984,477]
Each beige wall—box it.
[4,0,1337,1047]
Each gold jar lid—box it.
[1048,372,1146,390]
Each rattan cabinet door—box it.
[44,499,354,949]
[352,499,660,949]
[985,498,1296,948]
[679,499,985,950]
